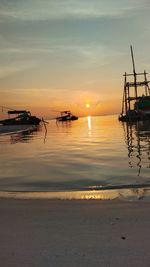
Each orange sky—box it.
[0,84,122,119]
[1,1,150,119]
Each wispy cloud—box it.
[0,61,37,79]
[0,0,147,21]
[0,47,55,55]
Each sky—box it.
[0,0,150,119]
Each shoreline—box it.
[0,199,150,266]
[0,186,150,201]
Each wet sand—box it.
[0,199,149,267]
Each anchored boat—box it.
[56,111,78,122]
[0,110,41,126]
[119,46,150,122]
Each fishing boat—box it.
[56,111,78,122]
[134,96,150,115]
[119,46,150,122]
[0,110,41,126]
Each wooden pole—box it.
[124,73,128,115]
[144,70,148,96]
[128,85,131,111]
[130,45,136,73]
[121,73,126,115]
[121,90,125,115]
[130,45,138,99]
[144,70,149,96]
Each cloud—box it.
[0,61,37,79]
[0,47,55,55]
[0,0,147,21]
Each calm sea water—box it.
[0,115,150,199]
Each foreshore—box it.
[0,199,150,267]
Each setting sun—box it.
[86,103,90,108]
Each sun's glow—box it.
[86,103,90,108]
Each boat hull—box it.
[0,125,38,135]
[119,112,150,122]
[0,117,41,126]
[56,116,78,122]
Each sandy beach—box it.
[0,199,149,267]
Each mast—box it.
[130,45,137,99]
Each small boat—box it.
[0,110,41,126]
[119,46,150,122]
[56,111,78,122]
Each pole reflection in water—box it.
[123,120,150,175]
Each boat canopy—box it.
[8,110,29,115]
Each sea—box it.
[0,115,150,200]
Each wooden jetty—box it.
[119,46,150,122]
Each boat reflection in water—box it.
[123,120,150,176]
[10,126,41,144]
[0,125,41,144]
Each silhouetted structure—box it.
[0,110,41,125]
[56,111,78,122]
[119,46,150,122]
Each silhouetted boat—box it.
[0,110,41,126]
[119,46,150,122]
[56,111,78,122]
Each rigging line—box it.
[0,106,15,112]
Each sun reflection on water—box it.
[87,116,92,136]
